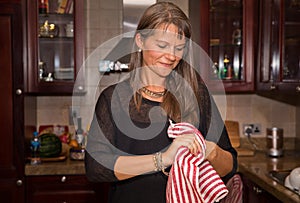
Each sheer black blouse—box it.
[85,79,237,203]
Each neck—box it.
[140,67,166,89]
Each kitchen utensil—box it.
[225,120,240,148]
[225,120,255,156]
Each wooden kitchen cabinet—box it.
[241,175,282,203]
[0,0,28,202]
[26,0,85,95]
[26,175,110,203]
[257,0,300,105]
[196,0,258,93]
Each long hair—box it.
[129,2,200,124]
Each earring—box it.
[138,48,142,53]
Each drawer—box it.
[26,175,109,203]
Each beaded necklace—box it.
[141,87,167,98]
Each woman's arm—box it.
[197,79,238,181]
[114,133,198,180]
[205,140,234,177]
[85,88,120,182]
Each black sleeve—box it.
[85,89,121,182]
[198,80,238,183]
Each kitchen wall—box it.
[37,0,297,141]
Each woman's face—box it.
[136,24,186,78]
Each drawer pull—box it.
[16,179,23,186]
[61,176,67,183]
[270,85,277,90]
[16,89,22,95]
[253,186,262,194]
[77,85,84,91]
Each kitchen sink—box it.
[269,170,300,195]
[269,170,291,185]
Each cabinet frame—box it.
[198,0,258,93]
[26,0,85,95]
[256,0,300,105]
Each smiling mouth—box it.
[159,62,174,68]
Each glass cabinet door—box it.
[38,2,75,82]
[257,0,300,104]
[258,0,300,93]
[209,0,243,81]
[199,0,257,92]
[27,0,84,94]
[283,0,300,82]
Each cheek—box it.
[143,50,164,62]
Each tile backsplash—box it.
[36,0,297,139]
[37,93,296,138]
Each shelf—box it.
[39,37,74,42]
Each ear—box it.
[135,33,143,49]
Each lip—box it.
[158,62,174,69]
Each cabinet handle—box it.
[270,85,277,90]
[77,86,84,91]
[16,179,23,186]
[296,86,300,92]
[16,89,22,95]
[61,176,67,183]
[253,186,262,194]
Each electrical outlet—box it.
[243,123,261,136]
[69,106,80,125]
[252,123,262,134]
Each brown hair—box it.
[129,2,200,124]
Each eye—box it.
[157,43,167,49]
[175,46,185,51]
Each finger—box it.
[194,139,202,154]
[188,139,197,155]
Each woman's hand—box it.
[162,133,202,166]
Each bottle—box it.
[30,131,41,165]
[232,21,242,45]
[221,54,230,79]
[39,0,48,15]
[75,117,84,146]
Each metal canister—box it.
[266,128,284,157]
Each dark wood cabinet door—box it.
[26,0,85,95]
[26,175,110,203]
[0,1,25,202]
[242,175,282,203]
[192,0,258,93]
[257,0,300,105]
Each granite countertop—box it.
[25,149,300,202]
[25,158,85,176]
[238,150,300,203]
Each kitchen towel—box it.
[220,173,243,203]
[166,121,228,203]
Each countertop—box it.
[25,150,300,202]
[238,150,300,203]
[25,158,86,176]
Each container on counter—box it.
[266,127,284,157]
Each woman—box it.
[85,2,237,203]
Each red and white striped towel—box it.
[166,121,228,203]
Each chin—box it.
[158,69,173,77]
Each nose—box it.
[165,48,176,61]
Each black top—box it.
[85,79,237,203]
